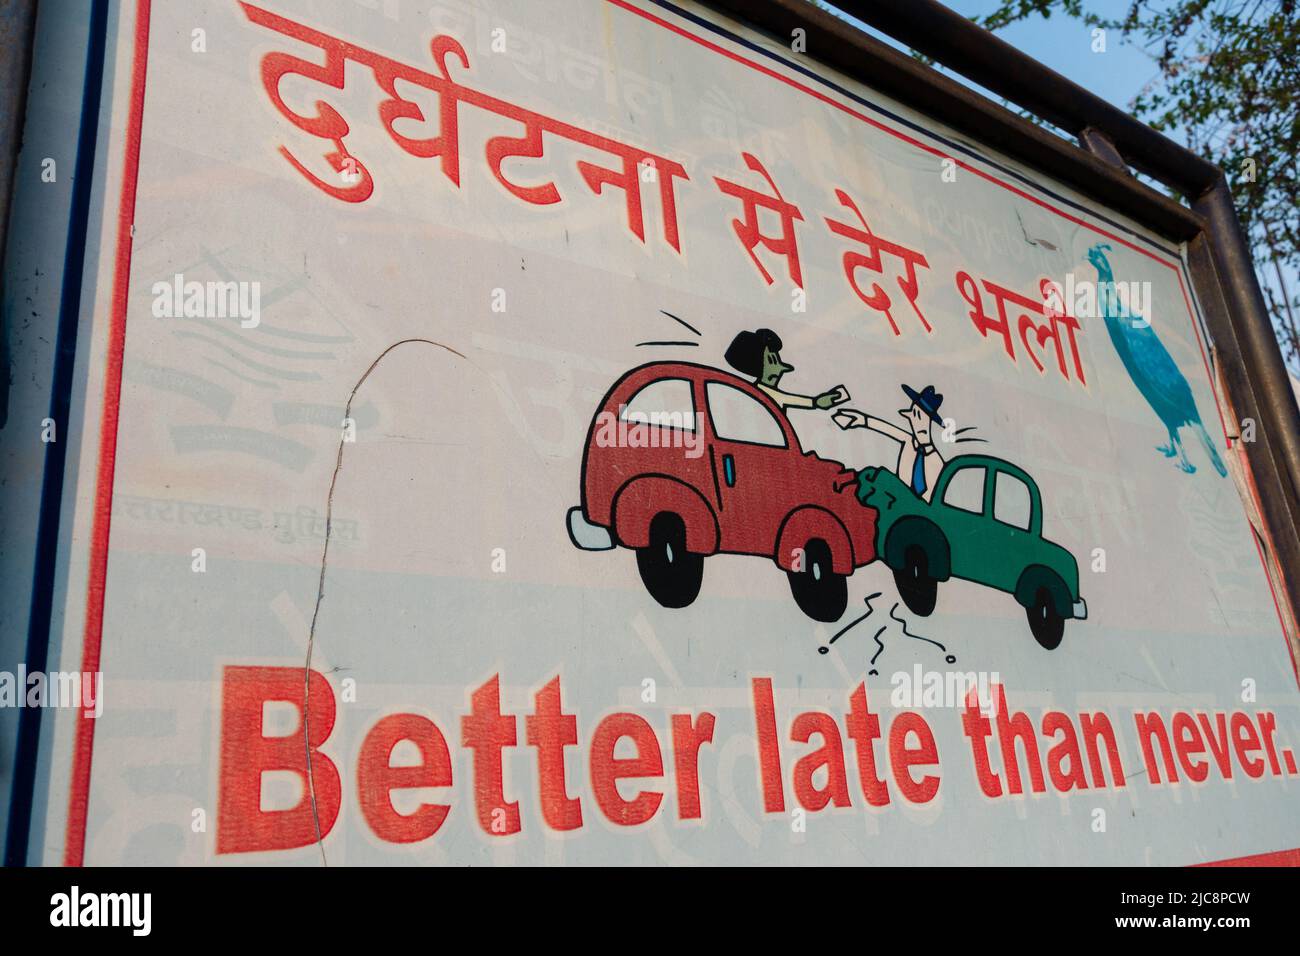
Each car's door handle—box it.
[723,454,736,487]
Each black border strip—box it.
[4,0,111,867]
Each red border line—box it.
[62,0,1294,866]
[63,0,152,868]
[1197,847,1300,867]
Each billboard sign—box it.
[20,0,1299,865]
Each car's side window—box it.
[620,378,697,431]
[706,382,788,447]
[993,470,1033,530]
[941,465,985,514]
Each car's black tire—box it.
[894,544,937,616]
[787,538,848,622]
[1027,585,1064,649]
[636,513,703,609]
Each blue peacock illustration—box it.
[1086,243,1226,477]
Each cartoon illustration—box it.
[832,384,952,500]
[566,361,874,621]
[857,456,1087,649]
[1087,243,1227,477]
[567,348,1088,646]
[724,328,848,413]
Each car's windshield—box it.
[620,377,697,431]
[993,470,1033,530]
[706,381,788,448]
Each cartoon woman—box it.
[724,328,846,413]
[834,384,947,500]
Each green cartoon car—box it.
[856,455,1087,649]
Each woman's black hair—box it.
[724,328,783,378]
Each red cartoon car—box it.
[567,362,877,621]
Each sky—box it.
[946,0,1159,110]
[829,0,1300,377]
[835,0,1161,115]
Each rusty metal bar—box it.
[0,0,39,262]
[1078,128,1127,172]
[1194,180,1300,501]
[829,0,1222,190]
[703,0,1206,242]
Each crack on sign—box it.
[303,337,467,866]
[817,591,880,657]
[1014,209,1058,251]
[888,602,955,664]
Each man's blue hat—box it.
[902,384,944,425]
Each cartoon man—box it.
[834,384,946,500]
[724,328,846,413]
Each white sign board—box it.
[28,0,1300,865]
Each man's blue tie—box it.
[911,446,927,496]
